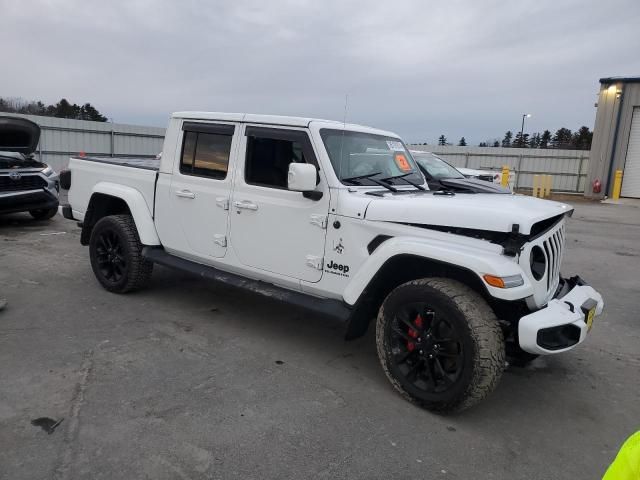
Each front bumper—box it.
[59,203,76,220]
[0,189,59,215]
[518,276,604,355]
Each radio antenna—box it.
[342,94,349,125]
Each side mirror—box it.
[287,163,317,192]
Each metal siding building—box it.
[409,145,590,193]
[586,76,640,198]
[3,113,166,172]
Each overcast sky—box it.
[2,0,639,144]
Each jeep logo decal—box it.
[325,260,350,277]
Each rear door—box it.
[230,125,329,282]
[168,121,238,259]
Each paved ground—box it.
[1,201,639,479]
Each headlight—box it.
[41,166,55,177]
[530,246,546,280]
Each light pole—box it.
[520,113,531,147]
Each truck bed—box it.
[67,156,159,222]
[72,155,160,171]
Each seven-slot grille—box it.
[0,174,47,192]
[541,222,565,296]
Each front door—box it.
[169,121,238,259]
[230,125,329,282]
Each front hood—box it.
[0,116,41,155]
[364,192,573,234]
[457,167,489,177]
[438,177,510,193]
[0,152,46,170]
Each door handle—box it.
[233,200,258,211]
[175,189,196,199]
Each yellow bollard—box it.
[612,170,623,200]
[545,175,553,198]
[501,166,510,187]
[532,175,540,197]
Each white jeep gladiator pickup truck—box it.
[59,111,604,412]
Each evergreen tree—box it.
[0,96,108,122]
[478,142,488,147]
[529,132,541,148]
[79,103,108,121]
[53,98,75,118]
[493,140,500,147]
[552,128,573,149]
[540,130,552,149]
[458,137,467,146]
[438,135,447,146]
[33,101,47,115]
[512,132,530,148]
[571,126,593,150]
[501,131,513,148]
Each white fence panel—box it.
[5,113,166,172]
[1,113,591,193]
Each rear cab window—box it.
[180,122,235,179]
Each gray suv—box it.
[0,116,59,220]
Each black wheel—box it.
[376,278,505,413]
[29,207,58,220]
[89,214,153,293]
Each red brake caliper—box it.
[407,314,423,352]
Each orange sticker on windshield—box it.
[394,153,411,172]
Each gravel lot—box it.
[1,201,639,479]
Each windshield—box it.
[320,129,425,186]
[413,153,465,179]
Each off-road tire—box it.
[29,207,58,220]
[89,214,153,293]
[376,278,505,413]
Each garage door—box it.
[621,107,640,198]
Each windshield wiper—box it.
[342,172,382,184]
[381,173,426,191]
[343,172,398,192]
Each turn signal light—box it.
[483,274,524,289]
[484,275,505,288]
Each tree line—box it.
[0,97,108,122]
[428,126,593,150]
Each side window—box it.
[181,131,197,172]
[180,128,233,180]
[245,136,307,188]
